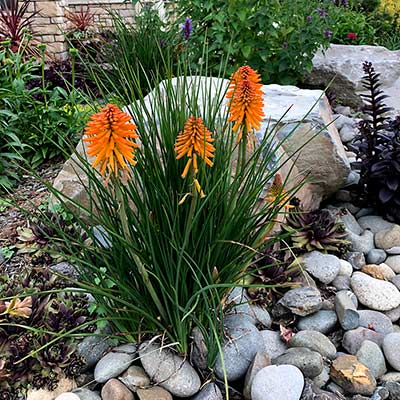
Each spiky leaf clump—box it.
[282,207,351,256]
[0,268,94,398]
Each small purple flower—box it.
[317,8,328,17]
[159,38,167,48]
[282,42,288,49]
[181,17,193,40]
[306,15,313,23]
[324,29,333,38]
[341,0,349,6]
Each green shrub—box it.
[0,43,90,175]
[168,0,335,85]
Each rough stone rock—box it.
[260,330,287,359]
[342,327,384,355]
[330,354,377,396]
[251,365,304,400]
[339,259,353,277]
[335,290,360,330]
[356,340,387,379]
[301,251,341,284]
[334,114,355,130]
[278,287,323,316]
[243,352,271,400]
[356,340,386,378]
[332,275,351,291]
[72,389,101,400]
[297,310,338,334]
[346,252,366,270]
[272,347,324,378]
[288,330,336,359]
[382,333,400,372]
[375,226,400,250]
[306,44,400,112]
[94,351,136,383]
[139,342,201,396]
[55,394,80,400]
[348,230,375,255]
[358,310,394,335]
[101,380,134,400]
[119,366,150,392]
[367,249,387,265]
[351,272,400,311]
[361,264,396,281]
[136,387,172,400]
[213,315,264,381]
[358,216,394,234]
[266,85,350,210]
[385,256,400,274]
[192,384,222,400]
[27,377,76,400]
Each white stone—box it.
[339,259,353,277]
[351,272,400,311]
[251,365,304,400]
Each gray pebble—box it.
[94,351,136,383]
[358,216,394,234]
[347,252,366,270]
[332,275,351,291]
[348,230,375,255]
[358,310,394,335]
[367,249,387,265]
[382,333,400,371]
[335,290,360,330]
[260,330,287,359]
[192,383,222,400]
[301,251,341,284]
[214,315,264,381]
[297,310,338,334]
[278,287,322,317]
[272,347,323,378]
[288,330,336,359]
[356,340,387,378]
[342,327,384,354]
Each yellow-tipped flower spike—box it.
[175,116,215,178]
[84,104,139,180]
[265,173,294,210]
[226,66,265,142]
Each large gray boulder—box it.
[306,44,400,112]
[51,77,349,214]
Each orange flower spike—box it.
[84,104,139,179]
[226,65,262,99]
[226,65,265,138]
[175,116,215,178]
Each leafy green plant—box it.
[0,43,90,174]
[0,267,94,398]
[168,0,334,85]
[354,61,400,222]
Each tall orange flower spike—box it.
[84,104,139,180]
[175,116,215,178]
[226,66,265,142]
